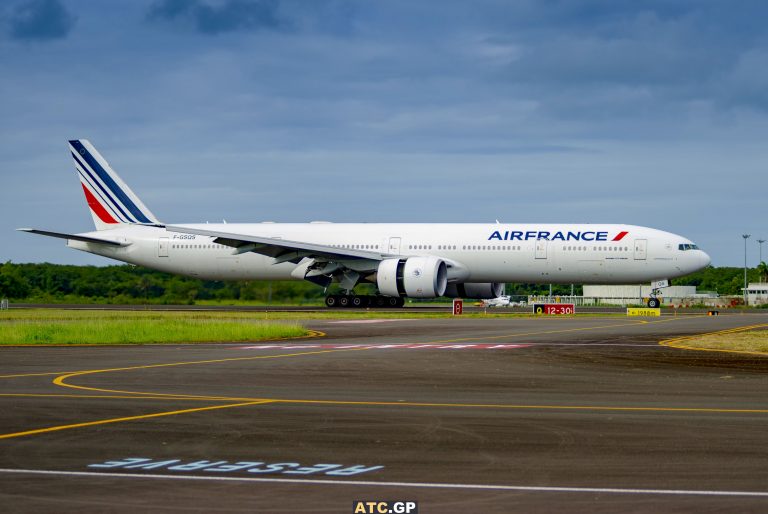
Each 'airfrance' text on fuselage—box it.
[488,230,629,242]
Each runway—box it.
[2,314,768,512]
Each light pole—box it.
[758,239,766,265]
[743,234,750,305]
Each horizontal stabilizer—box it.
[17,228,129,247]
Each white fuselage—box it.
[68,223,710,286]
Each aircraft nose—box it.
[699,250,711,269]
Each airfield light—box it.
[743,234,750,305]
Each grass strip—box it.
[0,318,307,345]
[0,308,625,322]
[679,330,768,354]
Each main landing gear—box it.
[325,295,405,308]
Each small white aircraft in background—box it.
[483,295,512,308]
[20,140,711,308]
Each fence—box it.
[526,295,731,307]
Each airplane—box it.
[482,295,512,308]
[19,140,711,308]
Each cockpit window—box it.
[678,243,699,251]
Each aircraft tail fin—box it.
[68,139,160,231]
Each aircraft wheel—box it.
[351,296,363,308]
[387,297,400,308]
[338,296,350,308]
[325,295,338,308]
[648,298,660,308]
[375,296,386,307]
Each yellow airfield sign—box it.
[627,307,661,316]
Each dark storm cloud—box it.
[1,1,767,266]
[147,0,285,34]
[7,0,75,40]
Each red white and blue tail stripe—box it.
[69,139,159,230]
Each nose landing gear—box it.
[646,279,669,308]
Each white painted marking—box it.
[236,343,529,350]
[327,320,416,324]
[1,469,767,497]
[529,343,661,347]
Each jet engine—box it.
[377,256,448,298]
[444,282,504,299]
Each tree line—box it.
[0,262,323,304]
[0,262,764,304]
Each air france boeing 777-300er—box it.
[20,140,711,308]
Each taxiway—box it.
[1,313,767,512]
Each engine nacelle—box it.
[377,256,448,298]
[444,282,505,299]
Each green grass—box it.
[0,307,640,346]
[0,308,626,323]
[0,310,308,345]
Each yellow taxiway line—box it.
[6,316,766,442]
[0,400,273,440]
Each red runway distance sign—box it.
[532,303,575,315]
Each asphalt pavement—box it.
[2,313,768,513]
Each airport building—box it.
[743,283,768,306]
[581,285,719,306]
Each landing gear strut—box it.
[647,290,661,308]
[324,295,405,308]
[646,279,668,308]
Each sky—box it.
[0,0,766,267]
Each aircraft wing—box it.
[165,225,389,264]
[166,225,470,290]
[17,228,129,247]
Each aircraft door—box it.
[634,239,647,260]
[535,240,547,259]
[388,237,401,255]
[158,237,169,258]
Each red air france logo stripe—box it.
[612,231,629,241]
[81,183,118,224]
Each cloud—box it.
[1,1,767,266]
[8,0,75,41]
[147,0,285,34]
